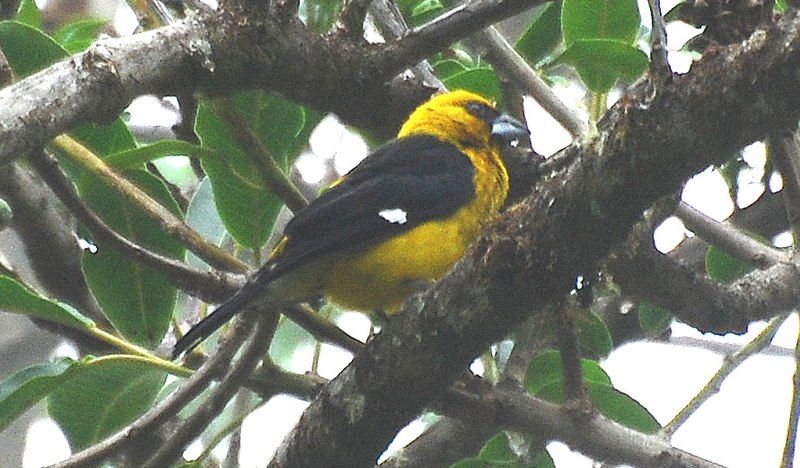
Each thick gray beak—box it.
[491,114,530,145]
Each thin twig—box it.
[143,312,277,467]
[146,161,190,211]
[50,134,249,274]
[439,384,724,468]
[647,0,672,80]
[781,314,800,468]
[200,396,260,467]
[210,99,308,213]
[284,303,365,354]
[669,336,795,359]
[676,201,789,269]
[126,0,162,29]
[29,149,244,304]
[368,0,446,91]
[661,313,791,438]
[470,26,587,138]
[337,0,372,37]
[247,359,327,399]
[53,307,261,468]
[557,302,587,402]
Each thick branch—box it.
[0,0,545,165]
[612,244,800,334]
[440,385,723,468]
[270,11,800,466]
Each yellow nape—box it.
[398,90,496,149]
[317,90,510,313]
[278,90,511,313]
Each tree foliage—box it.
[0,0,797,466]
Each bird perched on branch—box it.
[173,90,530,359]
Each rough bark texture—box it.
[269,10,800,466]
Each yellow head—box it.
[397,90,529,150]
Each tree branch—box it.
[142,312,276,467]
[0,0,546,165]
[439,384,724,468]
[28,149,243,304]
[269,10,800,466]
[470,27,587,137]
[50,134,249,273]
[676,201,789,268]
[52,307,261,468]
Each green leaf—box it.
[185,177,228,270]
[398,0,446,27]
[15,0,41,29]
[451,432,552,467]
[195,93,310,249]
[524,350,611,397]
[479,433,516,463]
[664,2,685,23]
[588,384,660,433]
[775,0,787,13]
[0,21,64,77]
[450,459,491,468]
[443,67,503,107]
[516,2,562,66]
[299,0,342,33]
[532,451,555,468]
[638,301,673,334]
[538,381,660,433]
[48,356,167,450]
[80,170,185,347]
[705,244,757,283]
[410,0,446,27]
[432,59,469,80]
[269,317,316,369]
[576,308,613,358]
[70,121,138,157]
[0,21,136,169]
[556,39,648,93]
[0,276,94,330]
[561,0,641,46]
[53,19,107,53]
[0,359,74,432]
[104,140,214,169]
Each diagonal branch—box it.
[440,384,724,468]
[269,10,800,466]
[0,0,546,166]
[28,149,243,304]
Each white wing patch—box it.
[378,208,408,225]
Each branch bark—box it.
[0,0,546,165]
[269,10,800,466]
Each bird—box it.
[173,90,530,359]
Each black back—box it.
[263,134,476,280]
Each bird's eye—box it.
[467,102,499,124]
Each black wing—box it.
[265,134,475,280]
[173,134,475,359]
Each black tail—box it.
[172,280,266,360]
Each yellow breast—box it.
[321,146,509,312]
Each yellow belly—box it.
[322,214,470,311]
[272,145,509,313]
